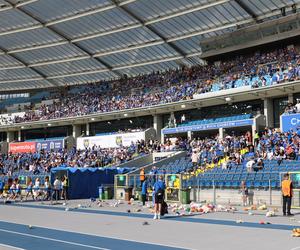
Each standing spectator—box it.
[240,181,249,207]
[44,176,51,201]
[191,150,199,170]
[0,179,3,198]
[153,176,166,220]
[53,177,61,201]
[61,175,69,200]
[295,99,300,113]
[141,177,148,206]
[139,167,145,187]
[254,131,259,147]
[181,114,186,123]
[282,173,294,216]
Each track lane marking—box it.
[0,243,25,250]
[0,229,110,250]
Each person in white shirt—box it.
[191,150,199,170]
[267,150,274,160]
[53,177,62,201]
[34,178,42,200]
[181,114,186,123]
[296,99,300,113]
[43,176,51,200]
[246,159,256,172]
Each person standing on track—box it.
[141,177,148,206]
[62,175,69,200]
[281,173,294,216]
[153,175,166,220]
[140,167,145,187]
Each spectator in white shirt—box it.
[246,159,256,172]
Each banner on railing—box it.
[9,142,36,154]
[77,131,145,149]
[163,119,253,134]
[281,114,300,132]
[36,139,64,152]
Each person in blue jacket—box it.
[141,177,148,206]
[153,175,166,220]
[0,180,3,198]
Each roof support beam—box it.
[0,52,203,83]
[3,0,122,78]
[0,0,229,38]
[1,19,251,69]
[234,0,258,21]
[0,0,254,60]
[0,47,58,86]
[145,0,230,25]
[112,0,186,67]
[0,0,137,37]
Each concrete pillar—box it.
[263,98,274,128]
[72,124,81,139]
[6,131,15,143]
[86,123,90,136]
[153,114,163,142]
[288,93,294,104]
[18,130,21,142]
[219,128,224,139]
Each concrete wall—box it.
[128,151,187,175]
[119,154,153,171]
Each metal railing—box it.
[114,172,287,206]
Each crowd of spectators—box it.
[0,125,300,176]
[0,45,298,124]
[0,140,150,176]
[284,99,300,114]
[0,138,189,176]
[187,126,300,173]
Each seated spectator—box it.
[253,158,264,172]
[246,158,256,172]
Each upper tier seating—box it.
[178,114,252,127]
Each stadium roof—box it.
[0,0,298,91]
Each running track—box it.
[0,221,185,250]
[0,203,296,250]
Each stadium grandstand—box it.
[1,0,300,249]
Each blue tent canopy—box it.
[51,167,129,199]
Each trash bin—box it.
[125,187,133,201]
[135,188,142,201]
[181,188,191,204]
[98,186,105,200]
[104,186,113,200]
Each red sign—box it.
[9,142,37,154]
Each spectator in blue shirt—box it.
[153,176,166,220]
[141,177,148,206]
[0,180,3,198]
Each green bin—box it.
[104,187,113,200]
[135,188,142,201]
[181,188,191,204]
[99,186,105,200]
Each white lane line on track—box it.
[0,229,110,250]
[290,247,300,250]
[0,243,25,250]
[0,219,192,250]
